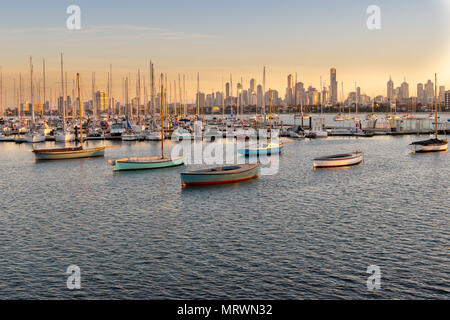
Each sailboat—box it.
[24,57,46,143]
[54,53,75,143]
[409,74,448,153]
[32,73,106,160]
[113,73,186,171]
[238,88,283,156]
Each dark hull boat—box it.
[409,138,448,153]
[181,163,260,187]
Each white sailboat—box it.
[24,57,45,143]
[410,74,448,153]
[54,53,74,143]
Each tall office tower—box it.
[356,87,361,104]
[295,82,304,106]
[250,78,255,94]
[95,90,108,113]
[425,80,434,103]
[387,76,394,101]
[417,83,424,103]
[445,91,450,109]
[330,68,337,105]
[287,74,294,105]
[225,82,230,98]
[400,79,409,101]
[257,85,263,108]
[439,86,445,103]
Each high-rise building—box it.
[249,79,255,94]
[425,80,434,103]
[225,82,230,98]
[257,85,263,108]
[285,75,294,105]
[387,76,394,102]
[439,86,445,103]
[95,90,108,113]
[417,83,424,103]
[330,68,337,105]
[445,91,450,110]
[400,79,409,101]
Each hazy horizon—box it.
[1,0,450,105]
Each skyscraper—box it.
[330,68,337,105]
[400,79,409,102]
[417,83,424,103]
[286,74,294,105]
[445,91,450,110]
[387,76,394,102]
[425,80,434,103]
[249,78,255,94]
[225,82,230,98]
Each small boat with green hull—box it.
[181,163,260,187]
[112,73,186,171]
[113,156,186,171]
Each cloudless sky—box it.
[0,0,449,104]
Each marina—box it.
[0,0,449,303]
[0,132,448,299]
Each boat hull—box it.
[314,152,364,168]
[238,144,283,156]
[114,156,186,171]
[411,143,448,153]
[181,164,260,187]
[33,147,105,160]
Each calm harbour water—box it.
[0,132,449,299]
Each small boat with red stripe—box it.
[181,163,260,187]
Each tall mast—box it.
[435,73,438,139]
[125,77,129,120]
[43,59,46,117]
[269,88,272,141]
[183,74,186,116]
[230,73,233,116]
[19,73,22,120]
[76,73,84,146]
[109,64,112,118]
[91,72,95,120]
[178,74,182,118]
[222,77,225,121]
[137,68,141,121]
[0,66,2,118]
[65,72,68,119]
[196,72,200,118]
[262,66,266,116]
[160,73,165,159]
[30,57,35,128]
[60,53,65,129]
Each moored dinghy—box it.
[410,74,448,153]
[238,142,283,156]
[113,73,186,171]
[32,73,106,160]
[113,156,185,171]
[313,152,364,169]
[181,163,260,187]
[409,138,448,153]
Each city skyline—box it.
[0,0,450,106]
